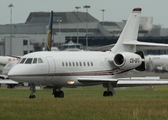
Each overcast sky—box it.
[1,0,168,27]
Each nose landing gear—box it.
[29,83,36,99]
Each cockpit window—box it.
[25,58,33,64]
[33,58,37,64]
[38,58,43,63]
[20,58,26,64]
[19,58,43,64]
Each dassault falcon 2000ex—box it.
[7,8,168,99]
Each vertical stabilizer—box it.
[45,11,53,51]
[111,8,141,53]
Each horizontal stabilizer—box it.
[123,41,168,47]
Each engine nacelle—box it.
[113,52,142,69]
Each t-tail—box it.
[111,8,168,53]
[45,11,53,51]
[110,8,168,72]
[111,8,141,53]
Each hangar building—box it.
[0,11,166,55]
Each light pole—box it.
[8,3,14,55]
[57,20,62,35]
[57,20,62,45]
[83,5,90,50]
[75,6,81,44]
[100,9,105,25]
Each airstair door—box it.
[46,56,56,80]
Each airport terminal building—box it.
[0,11,168,56]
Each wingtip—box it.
[133,8,142,11]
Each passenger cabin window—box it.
[62,62,64,66]
[73,62,75,66]
[25,58,33,64]
[61,61,94,67]
[83,62,86,66]
[87,62,90,66]
[33,58,37,64]
[38,58,43,63]
[69,62,71,66]
[20,58,26,64]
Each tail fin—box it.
[45,11,53,51]
[111,8,141,53]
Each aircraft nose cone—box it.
[8,68,15,79]
[8,65,19,80]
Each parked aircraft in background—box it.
[0,56,20,72]
[7,8,168,99]
[2,60,18,75]
[145,55,168,72]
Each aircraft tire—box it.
[29,95,36,99]
[108,91,113,96]
[103,91,113,97]
[103,91,108,97]
[54,91,59,98]
[59,91,64,98]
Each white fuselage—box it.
[8,51,121,87]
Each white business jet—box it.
[7,8,168,99]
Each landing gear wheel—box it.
[103,91,108,97]
[108,91,113,96]
[29,95,36,99]
[102,83,115,97]
[59,91,64,98]
[53,86,64,98]
[103,91,113,97]
[54,91,59,98]
[54,91,64,98]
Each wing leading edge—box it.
[78,77,168,87]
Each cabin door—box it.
[46,56,56,80]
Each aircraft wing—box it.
[0,79,18,84]
[78,78,118,83]
[78,77,168,87]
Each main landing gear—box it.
[52,86,64,98]
[29,83,36,99]
[103,82,115,97]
